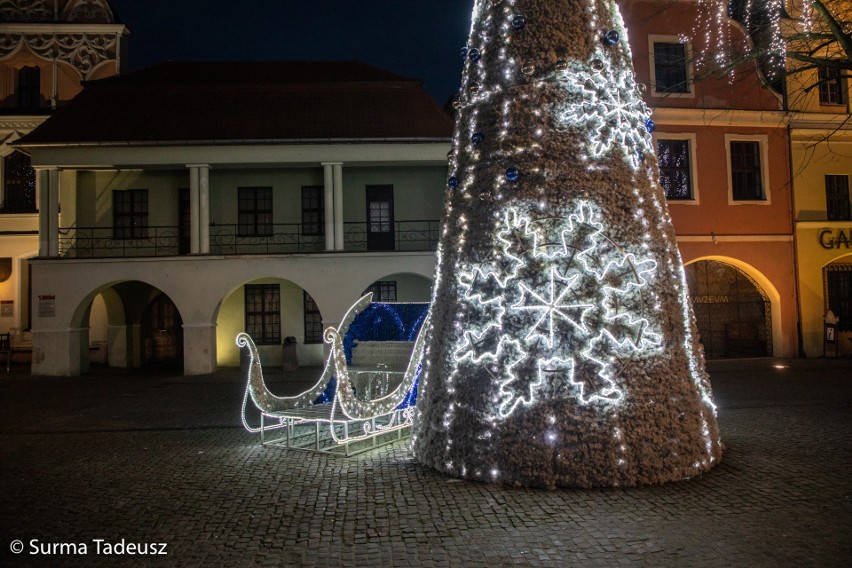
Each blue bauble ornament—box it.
[448,176,460,189]
[468,48,481,62]
[512,15,526,29]
[460,46,469,60]
[603,30,619,45]
[471,132,485,145]
[505,167,520,182]
[645,119,656,133]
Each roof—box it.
[18,61,454,146]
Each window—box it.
[363,281,397,302]
[301,186,324,236]
[825,265,852,332]
[818,66,844,106]
[726,136,768,203]
[238,187,272,236]
[657,138,694,201]
[17,67,40,110]
[303,291,323,344]
[113,189,148,239]
[1,151,36,213]
[826,175,851,221]
[650,39,691,96]
[245,284,280,345]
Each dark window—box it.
[363,281,397,302]
[657,139,693,200]
[730,141,765,201]
[826,266,852,332]
[301,186,324,236]
[366,185,395,251]
[2,151,36,213]
[303,291,323,344]
[818,66,844,105]
[17,67,40,110]
[238,187,272,237]
[826,175,851,221]
[245,284,280,345]
[113,189,148,239]
[653,42,689,94]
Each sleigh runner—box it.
[237,293,429,456]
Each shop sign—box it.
[819,227,852,249]
[0,300,12,318]
[693,295,729,304]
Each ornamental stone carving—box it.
[0,0,113,23]
[0,32,117,78]
[0,0,52,22]
[64,0,112,23]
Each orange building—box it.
[624,1,798,358]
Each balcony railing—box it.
[59,226,183,258]
[58,220,440,258]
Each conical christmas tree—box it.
[412,0,722,489]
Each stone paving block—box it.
[0,360,850,566]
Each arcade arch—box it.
[683,257,780,359]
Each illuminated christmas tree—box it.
[412,0,722,489]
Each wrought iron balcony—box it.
[57,220,440,258]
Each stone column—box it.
[323,163,335,251]
[47,169,59,257]
[189,166,200,254]
[182,323,217,375]
[36,169,49,257]
[198,165,210,254]
[31,327,89,376]
[333,163,344,250]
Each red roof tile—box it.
[19,61,454,145]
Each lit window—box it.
[245,284,280,345]
[657,139,693,200]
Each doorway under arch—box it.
[684,259,773,359]
[84,281,184,370]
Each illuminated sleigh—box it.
[237,293,429,456]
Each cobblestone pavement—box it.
[0,358,850,567]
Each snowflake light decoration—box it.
[452,200,661,418]
[556,53,655,170]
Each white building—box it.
[18,61,452,375]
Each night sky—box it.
[108,0,475,105]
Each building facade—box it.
[624,0,799,359]
[0,0,126,357]
[784,1,852,356]
[19,61,452,375]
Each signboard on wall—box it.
[37,295,55,318]
[819,228,852,249]
[0,300,12,318]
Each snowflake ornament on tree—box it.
[556,53,655,170]
[454,201,661,418]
